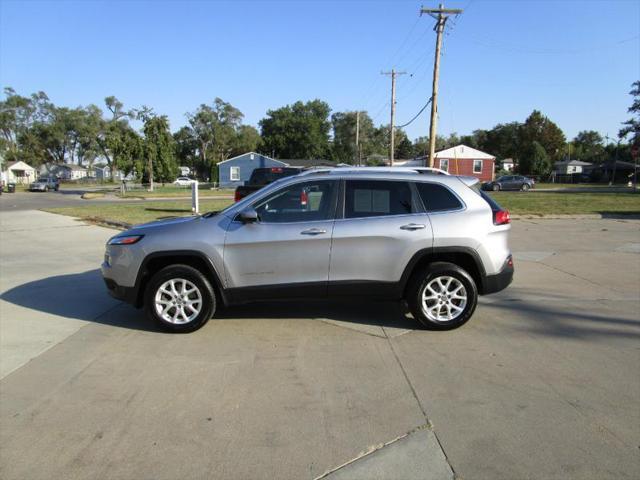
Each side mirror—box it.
[238,208,259,223]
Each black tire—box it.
[521,183,530,191]
[144,264,216,333]
[406,262,478,330]
[492,184,500,191]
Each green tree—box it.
[570,130,604,163]
[519,110,566,162]
[394,129,413,160]
[173,126,199,173]
[619,80,639,145]
[232,125,262,157]
[187,98,244,181]
[260,99,331,159]
[520,140,550,175]
[143,115,177,188]
[97,96,134,178]
[331,111,376,163]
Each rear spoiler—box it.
[457,176,481,188]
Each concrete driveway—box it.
[0,209,638,479]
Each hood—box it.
[131,215,200,231]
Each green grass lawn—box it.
[490,191,640,215]
[533,183,621,189]
[44,198,233,227]
[43,191,640,228]
[117,186,234,198]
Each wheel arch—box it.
[400,247,487,296]
[134,250,227,308]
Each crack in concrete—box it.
[382,329,459,479]
[313,424,433,480]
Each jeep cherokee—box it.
[102,168,513,332]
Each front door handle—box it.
[400,223,426,231]
[301,228,327,235]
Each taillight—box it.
[271,167,283,173]
[494,210,510,225]
[300,190,308,206]
[234,190,243,202]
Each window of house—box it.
[440,159,449,172]
[473,159,483,174]
[345,180,415,219]
[415,182,463,212]
[252,180,336,223]
[230,166,240,181]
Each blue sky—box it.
[1,0,638,142]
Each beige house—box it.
[3,161,37,185]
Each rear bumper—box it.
[482,255,514,295]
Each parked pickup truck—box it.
[234,167,304,201]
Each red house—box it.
[434,145,495,182]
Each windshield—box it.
[36,178,50,182]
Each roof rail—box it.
[298,166,450,176]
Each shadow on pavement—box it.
[0,269,160,333]
[485,289,640,341]
[0,270,417,332]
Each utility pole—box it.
[420,3,462,167]
[355,111,360,166]
[382,69,407,165]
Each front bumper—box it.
[103,274,138,305]
[482,255,514,294]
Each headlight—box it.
[108,235,144,245]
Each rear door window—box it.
[345,180,415,218]
[415,182,463,212]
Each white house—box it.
[40,163,88,180]
[93,164,135,181]
[3,161,37,184]
[501,158,515,172]
[553,160,592,174]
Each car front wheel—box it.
[492,184,500,191]
[521,183,530,191]
[145,264,216,332]
[407,262,478,330]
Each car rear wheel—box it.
[145,264,216,332]
[521,183,530,191]
[406,262,478,330]
[492,184,500,191]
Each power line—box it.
[397,97,433,129]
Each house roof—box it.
[554,160,592,166]
[435,145,495,160]
[502,158,514,164]
[5,160,35,170]
[56,163,87,171]
[281,159,338,168]
[218,151,287,166]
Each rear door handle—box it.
[301,228,327,235]
[400,223,426,231]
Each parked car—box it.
[102,167,514,333]
[29,177,59,192]
[234,167,304,201]
[173,177,197,186]
[483,175,535,191]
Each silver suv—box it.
[101,168,513,332]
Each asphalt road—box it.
[0,207,639,479]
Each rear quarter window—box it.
[415,182,463,212]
